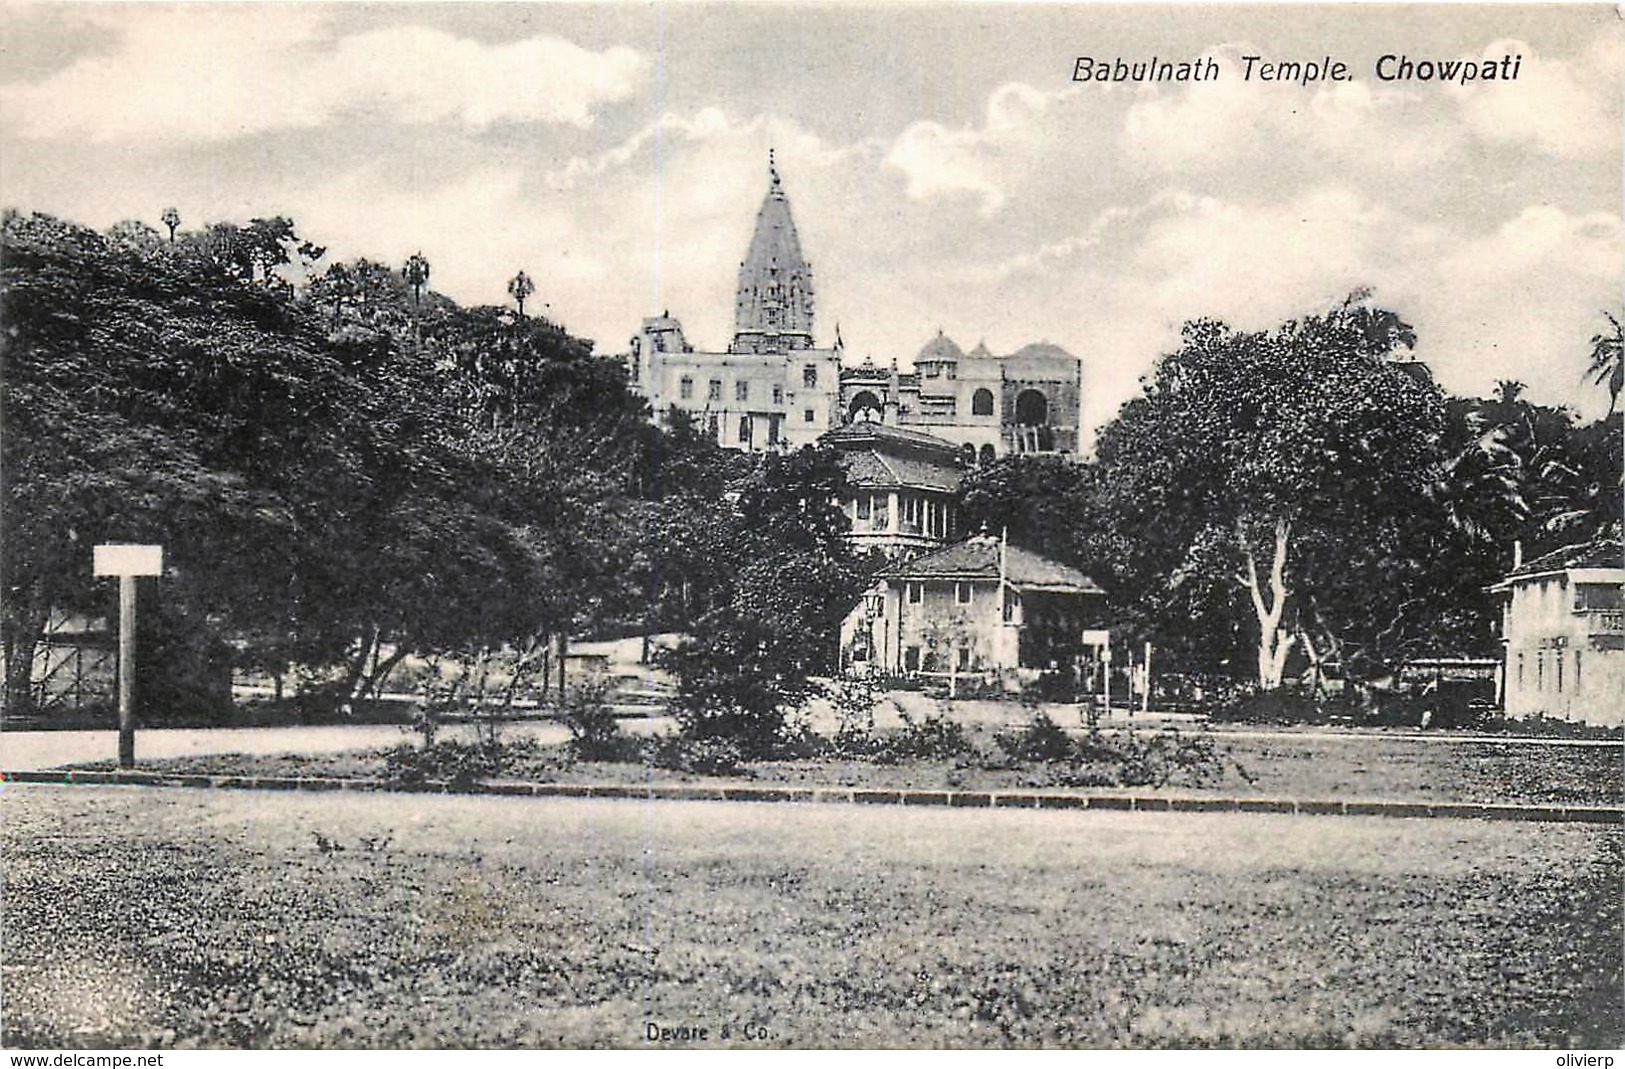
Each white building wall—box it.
[839,578,1023,675]
[644,346,841,450]
[1501,570,1625,726]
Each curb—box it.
[2,769,1620,824]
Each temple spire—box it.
[731,158,815,354]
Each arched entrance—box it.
[848,390,883,423]
[1015,389,1048,426]
[1014,389,1054,453]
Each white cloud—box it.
[329,26,645,130]
[1420,204,1623,407]
[1448,38,1622,159]
[981,190,1196,280]
[1131,186,1401,322]
[544,108,735,189]
[886,122,1006,214]
[1120,47,1264,172]
[884,82,1076,215]
[0,9,647,142]
[1121,45,1465,178]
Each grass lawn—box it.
[2,784,1620,1048]
[67,721,1625,808]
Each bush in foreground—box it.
[559,683,645,762]
[383,737,540,790]
[996,713,1248,789]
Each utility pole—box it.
[1102,641,1112,719]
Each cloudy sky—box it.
[3,3,1620,442]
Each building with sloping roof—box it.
[1487,535,1624,725]
[838,531,1107,681]
[820,422,966,557]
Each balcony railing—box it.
[1580,609,1625,634]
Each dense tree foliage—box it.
[1091,298,1447,686]
[7,210,1616,728]
[960,293,1621,694]
[660,445,874,752]
[3,211,378,713]
[957,454,1115,573]
[1,210,834,719]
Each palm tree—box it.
[402,252,430,352]
[402,252,431,307]
[1493,380,1525,405]
[1423,412,1526,546]
[160,207,180,243]
[508,270,535,318]
[1587,310,1623,414]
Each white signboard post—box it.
[93,544,163,769]
[1082,629,1112,718]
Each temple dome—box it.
[916,331,965,365]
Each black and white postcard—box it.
[2,2,1620,1053]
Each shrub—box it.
[1109,728,1245,789]
[559,683,636,762]
[383,737,536,791]
[989,712,1243,790]
[650,734,748,777]
[1208,687,1328,724]
[873,706,970,763]
[770,713,830,760]
[1049,765,1118,788]
[996,712,1075,763]
[658,604,838,758]
[1480,714,1623,741]
[828,681,882,758]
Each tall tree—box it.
[660,444,872,751]
[957,454,1100,562]
[1,212,596,717]
[1,212,371,712]
[1095,294,1447,688]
